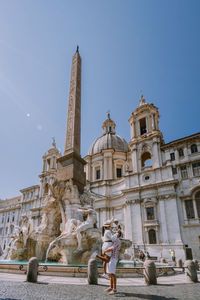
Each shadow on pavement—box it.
[37,281,49,285]
[0,298,20,300]
[114,293,177,299]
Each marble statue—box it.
[76,207,97,251]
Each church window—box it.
[140,118,147,135]
[191,144,198,154]
[170,153,175,161]
[10,225,14,234]
[148,229,157,244]
[178,148,184,157]
[141,152,152,167]
[172,167,177,175]
[146,207,154,220]
[180,165,188,179]
[145,175,150,180]
[3,243,6,250]
[116,168,122,178]
[12,213,15,222]
[47,158,51,170]
[44,184,49,195]
[195,191,200,218]
[185,200,195,219]
[96,168,101,180]
[0,228,2,235]
[7,215,9,223]
[192,162,200,177]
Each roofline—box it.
[0,195,21,203]
[161,132,200,148]
[20,185,40,193]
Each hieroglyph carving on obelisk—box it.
[64,47,81,156]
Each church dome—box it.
[89,114,129,155]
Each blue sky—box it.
[0,0,199,199]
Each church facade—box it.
[0,50,200,261]
[84,97,200,260]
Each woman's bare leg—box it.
[96,254,109,263]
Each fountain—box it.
[1,179,132,268]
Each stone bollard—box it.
[184,260,198,283]
[143,260,157,285]
[160,258,166,264]
[88,258,98,285]
[193,259,199,271]
[26,257,38,283]
[177,259,183,268]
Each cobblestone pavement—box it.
[0,272,200,300]
[0,280,200,300]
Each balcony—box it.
[143,219,159,227]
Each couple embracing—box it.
[96,219,121,295]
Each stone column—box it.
[193,199,198,219]
[152,114,156,130]
[152,137,160,169]
[131,200,143,245]
[130,121,136,139]
[104,156,108,180]
[159,197,169,243]
[108,155,113,179]
[131,145,138,173]
[124,201,133,241]
[42,160,46,172]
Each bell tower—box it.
[56,47,86,192]
[128,95,164,173]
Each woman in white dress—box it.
[96,220,115,279]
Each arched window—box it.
[140,118,147,135]
[191,144,198,154]
[195,191,200,218]
[141,152,152,167]
[148,229,157,244]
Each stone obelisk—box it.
[57,46,86,192]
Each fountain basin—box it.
[0,260,175,278]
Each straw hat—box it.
[103,220,112,227]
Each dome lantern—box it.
[102,113,116,135]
